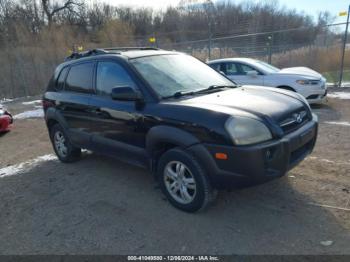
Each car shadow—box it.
[0,130,10,137]
[0,153,349,255]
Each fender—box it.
[146,125,200,155]
[45,107,69,131]
[45,107,87,148]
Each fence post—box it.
[268,34,273,64]
[339,4,350,88]
[208,21,212,60]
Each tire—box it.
[157,148,216,212]
[49,123,81,163]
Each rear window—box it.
[65,62,94,93]
[56,67,69,91]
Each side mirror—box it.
[111,86,142,101]
[246,71,258,77]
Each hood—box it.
[178,86,307,123]
[278,67,322,79]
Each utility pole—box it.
[339,4,350,88]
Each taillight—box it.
[42,100,54,110]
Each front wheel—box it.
[157,148,216,212]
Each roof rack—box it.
[64,49,108,61]
[102,47,160,51]
[64,47,160,61]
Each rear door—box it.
[57,61,95,147]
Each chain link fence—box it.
[160,22,349,87]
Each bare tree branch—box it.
[41,0,82,27]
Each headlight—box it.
[225,117,272,145]
[296,79,320,85]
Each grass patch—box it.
[323,70,350,84]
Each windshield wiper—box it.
[162,85,235,99]
[162,90,195,99]
[194,85,236,94]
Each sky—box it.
[98,0,348,22]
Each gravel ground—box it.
[0,90,349,255]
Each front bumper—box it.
[306,89,327,104]
[303,84,328,104]
[187,118,318,189]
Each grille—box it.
[306,94,319,99]
[309,80,321,85]
[279,110,310,134]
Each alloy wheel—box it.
[54,131,68,158]
[164,161,197,204]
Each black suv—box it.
[43,48,318,212]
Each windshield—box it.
[255,61,280,73]
[131,54,235,98]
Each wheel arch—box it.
[146,125,200,173]
[45,107,68,132]
[47,118,59,132]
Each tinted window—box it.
[56,67,69,91]
[65,63,94,93]
[239,64,261,75]
[96,62,137,96]
[225,63,239,75]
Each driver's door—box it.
[222,62,264,86]
[88,60,147,165]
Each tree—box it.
[41,0,81,27]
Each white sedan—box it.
[208,58,327,104]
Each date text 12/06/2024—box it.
[127,256,219,261]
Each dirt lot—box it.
[0,90,349,255]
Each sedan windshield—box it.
[131,54,235,98]
[255,60,280,73]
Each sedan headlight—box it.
[296,79,320,85]
[225,117,272,145]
